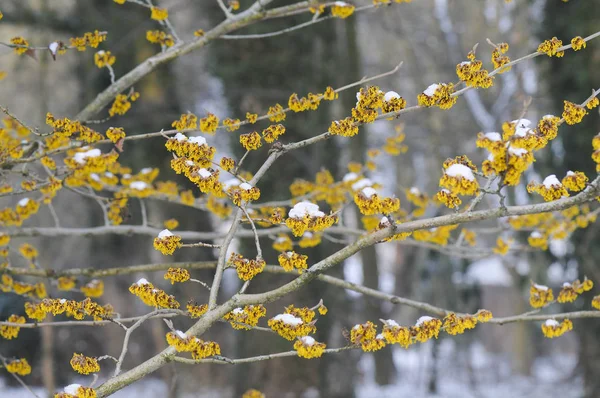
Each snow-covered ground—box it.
[2,339,580,398]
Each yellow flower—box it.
[417,83,457,109]
[70,353,100,375]
[199,113,219,134]
[186,301,208,318]
[19,243,38,260]
[299,231,321,248]
[267,103,286,122]
[439,157,479,196]
[0,233,10,246]
[240,132,262,151]
[164,267,190,284]
[527,175,569,201]
[541,318,572,338]
[328,117,359,137]
[571,36,586,51]
[268,313,316,341]
[529,283,554,308]
[492,237,511,255]
[353,187,400,216]
[242,389,265,398]
[228,253,265,281]
[331,2,355,18]
[10,37,29,55]
[153,229,182,255]
[0,314,26,339]
[81,280,103,298]
[562,100,587,125]
[285,201,337,236]
[350,321,386,352]
[70,30,107,51]
[436,189,462,209]
[171,113,197,131]
[150,6,169,20]
[55,384,97,398]
[146,30,174,47]
[94,50,116,68]
[456,58,494,88]
[57,276,76,291]
[245,112,258,124]
[443,313,478,335]
[411,316,442,343]
[278,251,309,273]
[222,118,241,132]
[262,124,286,143]
[562,171,588,192]
[381,319,412,348]
[323,86,338,100]
[592,295,600,310]
[6,358,31,376]
[527,231,548,250]
[537,37,564,57]
[129,278,180,309]
[294,336,326,358]
[587,97,599,110]
[223,305,266,330]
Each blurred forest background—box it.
[1,0,600,397]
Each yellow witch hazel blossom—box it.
[227,181,261,206]
[417,83,457,110]
[456,52,494,88]
[541,318,573,338]
[412,316,442,343]
[562,171,588,192]
[439,156,479,198]
[70,353,100,375]
[6,358,31,376]
[165,330,220,359]
[228,253,266,281]
[381,319,412,348]
[528,231,548,250]
[285,201,337,236]
[81,279,104,298]
[0,314,26,339]
[164,267,190,284]
[153,229,182,255]
[557,278,593,303]
[294,335,326,359]
[268,313,316,340]
[350,321,386,352]
[278,251,309,273]
[353,186,400,216]
[94,50,115,68]
[527,174,569,202]
[128,278,180,309]
[530,282,554,308]
[186,301,208,318]
[223,305,267,330]
[166,132,216,167]
[442,310,492,335]
[54,384,97,398]
[330,2,355,19]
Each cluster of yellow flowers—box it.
[417,83,457,110]
[412,225,458,246]
[186,301,208,318]
[80,279,104,298]
[165,330,221,360]
[10,36,29,55]
[294,335,327,359]
[150,6,169,21]
[557,278,594,303]
[228,253,266,281]
[70,30,107,51]
[537,36,564,57]
[6,358,31,375]
[54,384,97,398]
[70,353,100,375]
[94,50,116,68]
[526,174,569,202]
[25,297,113,322]
[529,283,554,308]
[0,314,25,339]
[242,389,265,398]
[153,229,182,255]
[166,133,216,168]
[164,267,190,284]
[1,274,46,299]
[571,36,586,51]
[562,100,587,125]
[146,30,174,47]
[456,51,494,88]
[350,321,387,352]
[541,318,572,338]
[223,305,267,330]
[277,251,309,273]
[109,91,140,117]
[129,278,180,308]
[437,156,479,207]
[354,187,401,216]
[330,2,355,18]
[443,310,492,335]
[285,201,337,236]
[491,42,511,72]
[268,305,317,340]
